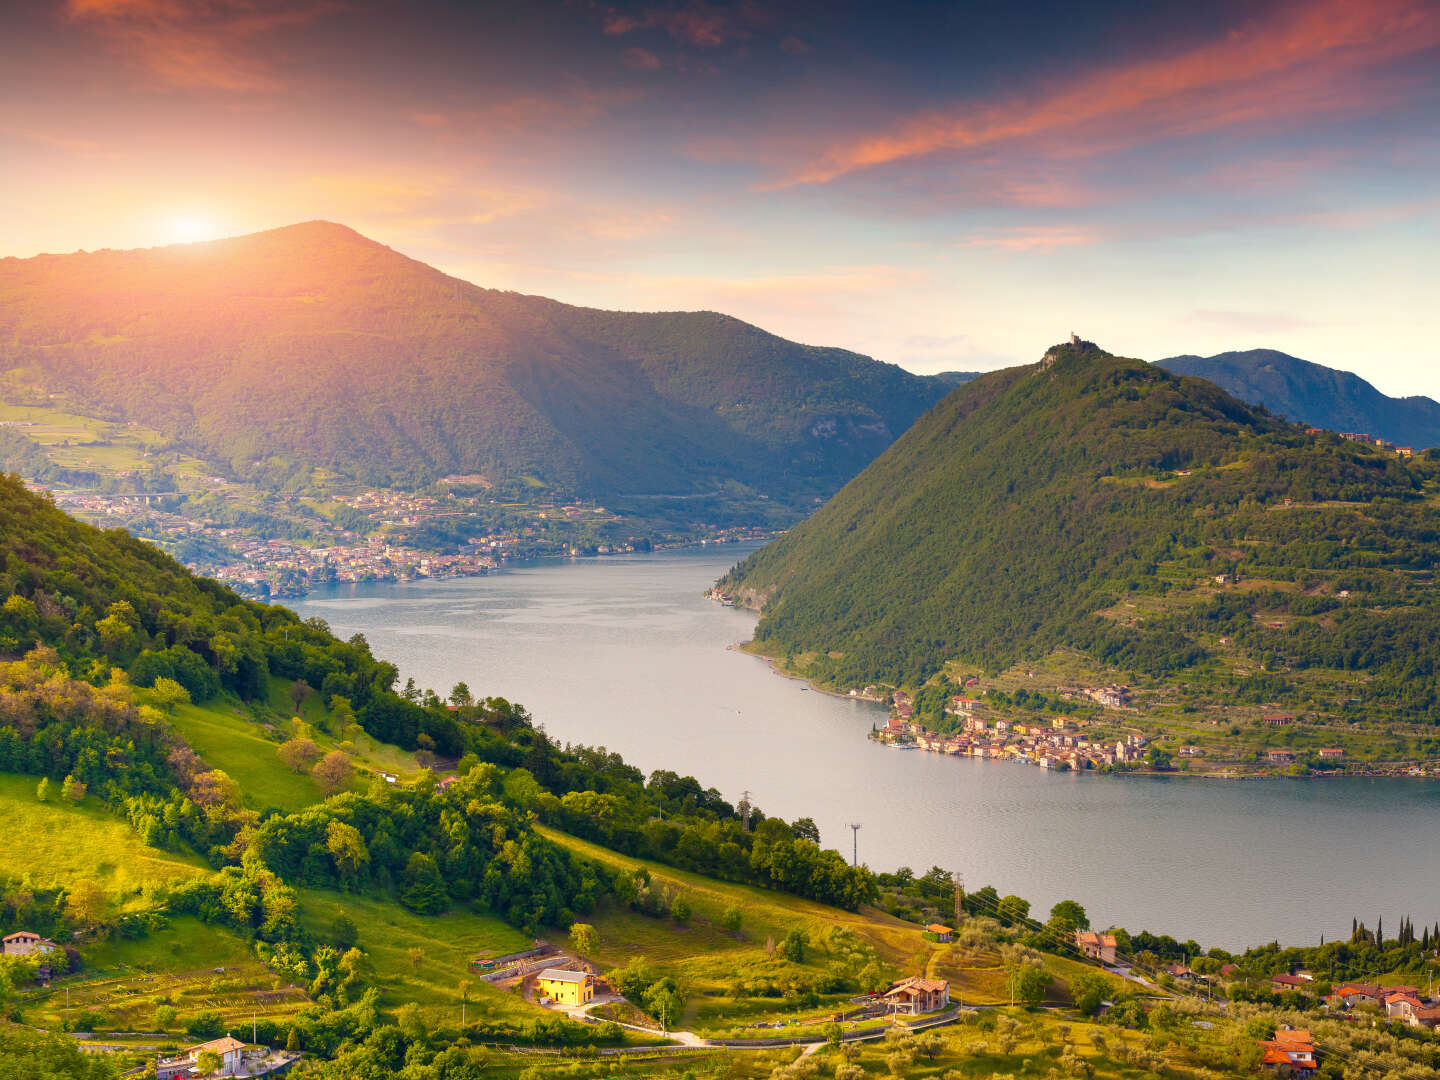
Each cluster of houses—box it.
[1328,981,1440,1028]
[878,694,1145,771]
[1334,431,1416,457]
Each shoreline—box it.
[732,640,1440,783]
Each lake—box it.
[293,544,1440,950]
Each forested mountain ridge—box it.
[0,222,954,502]
[1158,349,1440,449]
[720,341,1440,722]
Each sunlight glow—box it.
[163,215,225,245]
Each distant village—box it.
[39,480,770,600]
[873,688,1148,771]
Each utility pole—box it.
[954,872,964,927]
[847,823,862,867]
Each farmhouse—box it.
[923,923,954,943]
[536,968,595,1006]
[2,931,56,956]
[156,1036,247,1079]
[1074,931,1118,965]
[882,976,950,1015]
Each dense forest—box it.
[722,341,1440,718]
[0,222,957,505]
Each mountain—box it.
[720,341,1440,710]
[0,222,954,503]
[1158,350,1440,449]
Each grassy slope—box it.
[294,888,533,1026]
[0,774,206,903]
[167,679,429,813]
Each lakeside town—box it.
[36,481,773,599]
[868,688,1440,779]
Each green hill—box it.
[1159,349,1440,449]
[0,222,953,505]
[721,341,1440,722]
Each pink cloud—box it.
[954,225,1105,252]
[621,46,663,70]
[599,1,747,48]
[64,0,342,91]
[785,0,1440,185]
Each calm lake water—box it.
[293,545,1440,950]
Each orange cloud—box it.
[954,226,1105,252]
[65,0,343,91]
[787,0,1440,185]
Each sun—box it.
[163,215,225,245]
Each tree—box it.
[61,775,86,803]
[1047,899,1090,936]
[401,853,447,914]
[996,894,1031,926]
[194,1050,223,1076]
[155,1004,177,1029]
[643,978,683,1032]
[277,737,322,773]
[190,770,241,810]
[1067,971,1116,1016]
[286,1026,301,1052]
[64,879,110,935]
[670,895,691,923]
[289,679,313,711]
[331,913,359,950]
[36,777,50,802]
[312,750,354,796]
[325,820,370,878]
[791,816,820,842]
[721,906,742,933]
[406,947,425,972]
[569,923,598,955]
[1014,965,1051,1007]
[780,928,808,963]
[450,682,473,707]
[1145,746,1172,770]
[149,676,191,710]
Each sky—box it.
[3,0,1439,393]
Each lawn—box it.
[0,773,207,904]
[169,701,321,812]
[170,684,432,815]
[294,887,534,1026]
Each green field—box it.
[167,682,432,813]
[0,773,206,903]
[295,888,534,1026]
[168,702,324,812]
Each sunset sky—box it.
[4,0,1439,391]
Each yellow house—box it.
[537,968,595,1005]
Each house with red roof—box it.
[1259,1029,1316,1076]
[1074,931,1117,965]
[882,976,950,1015]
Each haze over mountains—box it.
[1158,350,1440,450]
[0,222,961,505]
